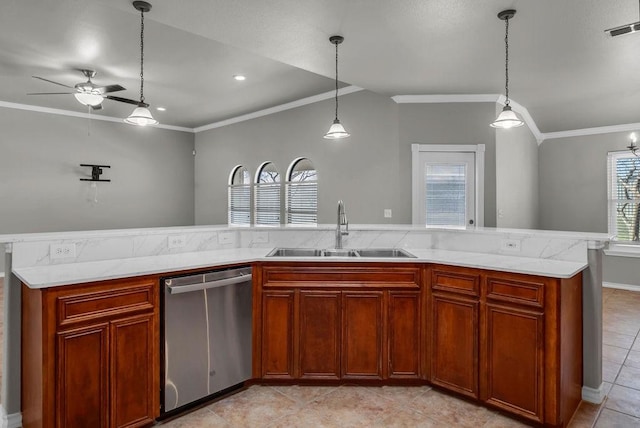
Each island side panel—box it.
[560,273,583,426]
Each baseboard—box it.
[0,405,22,428]
[603,281,640,292]
[582,384,606,404]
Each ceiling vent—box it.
[605,22,640,37]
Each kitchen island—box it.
[1,225,609,428]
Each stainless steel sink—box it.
[266,248,415,258]
[266,248,324,257]
[355,248,415,258]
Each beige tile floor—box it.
[159,287,640,428]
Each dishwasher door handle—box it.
[167,274,253,295]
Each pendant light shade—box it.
[126,1,158,126]
[491,9,524,129]
[324,35,350,140]
[124,105,157,126]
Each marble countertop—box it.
[14,247,588,289]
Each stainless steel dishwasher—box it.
[161,266,252,415]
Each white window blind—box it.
[425,164,467,227]
[228,166,251,226]
[608,152,640,241]
[286,159,317,225]
[255,163,281,226]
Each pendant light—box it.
[628,133,640,156]
[324,35,350,139]
[490,10,524,129]
[125,1,158,126]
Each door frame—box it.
[411,144,485,227]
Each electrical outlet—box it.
[254,231,269,243]
[384,209,392,218]
[218,232,235,245]
[501,239,521,252]
[168,235,186,249]
[50,243,76,260]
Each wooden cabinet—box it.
[254,263,423,382]
[22,276,159,428]
[427,265,583,427]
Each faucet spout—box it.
[336,200,349,249]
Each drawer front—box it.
[262,264,421,289]
[57,280,156,328]
[486,276,544,308]
[431,268,480,297]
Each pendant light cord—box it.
[139,7,145,103]
[334,40,339,121]
[504,16,510,106]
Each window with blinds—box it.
[255,162,281,226]
[286,158,318,225]
[608,151,640,241]
[228,166,251,226]
[425,164,467,227]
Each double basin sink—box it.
[267,248,416,258]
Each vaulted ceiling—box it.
[1,0,638,132]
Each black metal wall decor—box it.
[80,164,111,182]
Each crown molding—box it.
[542,122,640,141]
[194,85,364,133]
[0,101,193,133]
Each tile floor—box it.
[158,287,640,428]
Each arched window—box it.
[254,162,281,225]
[286,158,318,225]
[228,165,251,226]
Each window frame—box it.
[227,165,251,227]
[607,150,640,243]
[285,157,318,226]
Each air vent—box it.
[605,22,640,37]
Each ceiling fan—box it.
[27,69,143,110]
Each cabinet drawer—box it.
[431,268,480,297]
[262,264,421,289]
[56,280,156,327]
[486,276,544,308]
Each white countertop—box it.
[13,247,588,289]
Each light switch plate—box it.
[218,232,235,245]
[501,239,521,252]
[168,235,186,249]
[384,209,392,218]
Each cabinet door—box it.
[262,291,295,379]
[388,292,421,378]
[483,303,544,423]
[430,293,478,398]
[342,292,383,379]
[57,323,110,428]
[110,314,156,428]
[299,291,341,379]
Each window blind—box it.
[228,185,251,225]
[608,152,640,241]
[287,181,318,224]
[425,164,466,227]
[255,183,280,225]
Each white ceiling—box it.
[2,0,639,132]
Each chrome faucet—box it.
[336,200,349,249]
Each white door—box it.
[412,145,484,228]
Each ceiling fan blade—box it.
[97,84,125,94]
[27,92,75,95]
[106,95,146,107]
[32,76,74,89]
[91,104,103,111]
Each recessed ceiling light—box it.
[233,75,246,81]
[156,107,166,111]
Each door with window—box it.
[412,144,484,228]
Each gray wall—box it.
[195,90,403,225]
[195,92,501,227]
[0,107,195,273]
[398,102,498,227]
[539,132,638,286]
[495,110,539,229]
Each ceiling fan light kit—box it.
[491,9,524,129]
[324,35,350,140]
[125,0,158,126]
